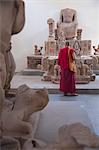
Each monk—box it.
[58,41,78,96]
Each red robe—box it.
[58,46,76,93]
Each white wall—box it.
[11,0,99,72]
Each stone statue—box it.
[0,0,25,114]
[47,58,55,76]
[54,60,60,79]
[44,8,95,83]
[93,44,99,55]
[47,18,55,37]
[58,122,99,149]
[51,60,60,84]
[34,45,42,55]
[76,59,90,76]
[0,85,49,147]
[21,123,99,150]
[57,8,78,40]
[76,29,82,40]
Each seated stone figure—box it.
[57,8,78,40]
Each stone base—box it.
[42,73,51,81]
[21,69,45,76]
[76,75,90,84]
[27,55,43,69]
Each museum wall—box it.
[11,0,99,72]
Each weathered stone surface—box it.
[0,136,20,150]
[43,8,94,83]
[0,0,25,119]
[1,85,49,138]
[21,123,99,150]
[47,18,55,37]
[57,8,78,40]
[27,56,42,69]
[45,40,57,56]
[58,123,99,148]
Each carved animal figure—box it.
[1,85,49,138]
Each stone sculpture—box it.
[47,18,55,37]
[34,45,42,56]
[42,56,59,81]
[0,1,49,149]
[76,29,82,40]
[27,45,43,69]
[93,44,99,55]
[51,60,60,84]
[58,122,99,149]
[21,123,99,150]
[0,85,49,150]
[1,85,49,138]
[0,0,25,115]
[57,8,78,40]
[43,8,95,83]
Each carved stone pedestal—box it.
[76,75,90,84]
[27,55,43,69]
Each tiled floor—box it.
[11,74,99,135]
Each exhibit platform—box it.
[11,73,99,94]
